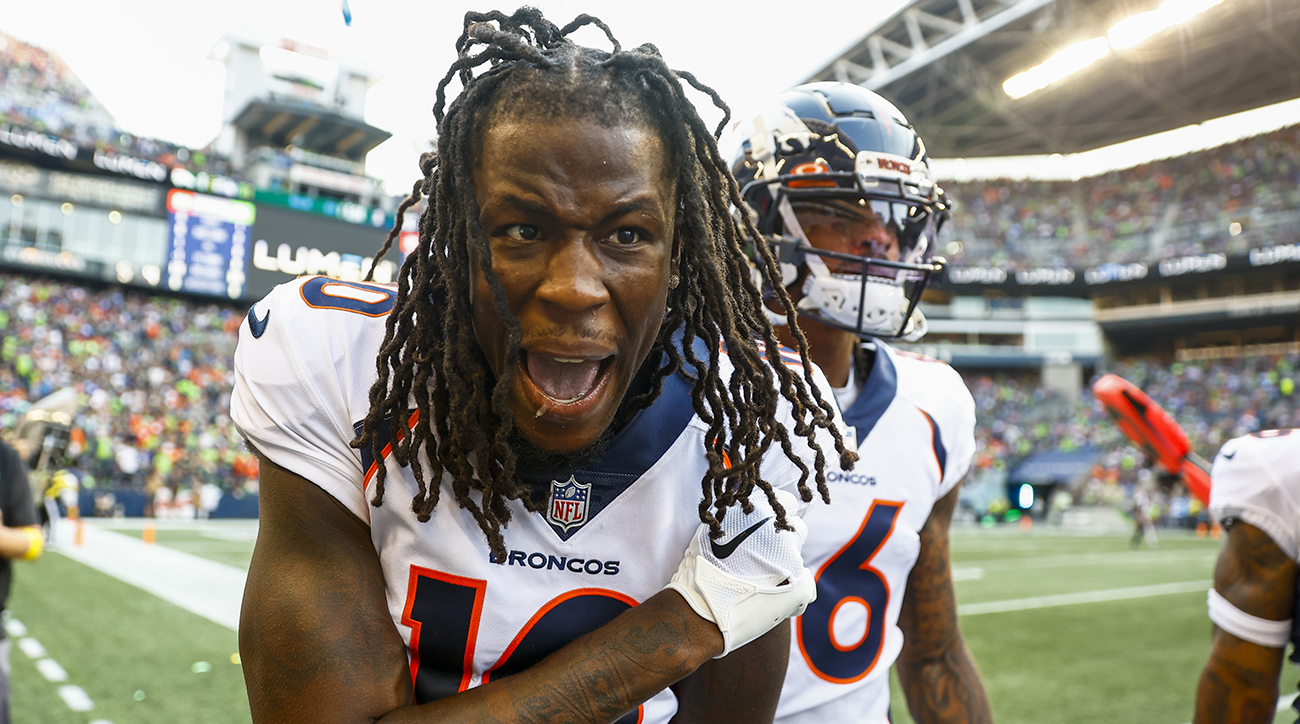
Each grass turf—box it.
[7,551,250,724]
[7,522,1299,723]
[887,527,1299,724]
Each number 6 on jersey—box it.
[797,500,904,683]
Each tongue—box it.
[527,356,601,401]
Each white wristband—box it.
[1207,588,1292,648]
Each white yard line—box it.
[53,521,246,632]
[9,617,110,721]
[959,580,1211,616]
[960,549,1217,571]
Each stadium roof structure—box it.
[802,0,1300,157]
[231,98,391,162]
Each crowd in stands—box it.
[0,272,256,516]
[0,31,240,181]
[3,269,1295,523]
[963,349,1300,526]
[941,124,1300,271]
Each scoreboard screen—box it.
[165,189,255,299]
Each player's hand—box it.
[665,488,815,657]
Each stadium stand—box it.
[961,347,1300,526]
[0,30,244,189]
[4,261,1292,526]
[942,124,1300,270]
[0,272,257,517]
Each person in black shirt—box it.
[0,438,41,724]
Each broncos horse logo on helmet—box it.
[727,82,951,341]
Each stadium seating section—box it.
[944,125,1300,269]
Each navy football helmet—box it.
[727,82,949,340]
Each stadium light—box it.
[1018,483,1035,509]
[1108,0,1227,49]
[1003,38,1110,100]
[1004,0,1228,98]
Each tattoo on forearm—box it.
[510,608,696,724]
[897,489,992,724]
[899,649,993,724]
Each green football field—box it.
[6,521,1297,723]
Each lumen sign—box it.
[251,239,396,282]
[243,204,396,300]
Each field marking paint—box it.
[959,580,1211,616]
[55,521,245,631]
[36,658,68,682]
[7,616,103,716]
[960,550,1217,572]
[17,637,46,658]
[953,567,985,581]
[57,685,95,712]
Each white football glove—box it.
[665,488,816,657]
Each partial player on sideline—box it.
[1194,429,1300,723]
[728,82,993,723]
[231,8,854,724]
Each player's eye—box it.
[505,224,540,241]
[613,228,642,245]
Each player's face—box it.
[793,199,900,274]
[471,117,677,454]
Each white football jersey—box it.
[231,276,836,723]
[1210,429,1300,563]
[776,342,976,724]
[1209,429,1300,690]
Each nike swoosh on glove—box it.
[665,488,816,657]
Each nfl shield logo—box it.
[547,475,591,533]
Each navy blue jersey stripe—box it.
[919,408,948,482]
[842,347,898,442]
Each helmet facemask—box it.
[761,193,941,341]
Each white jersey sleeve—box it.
[888,346,977,499]
[230,276,395,524]
[1209,430,1300,561]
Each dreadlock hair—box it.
[357,6,856,563]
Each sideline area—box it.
[52,518,250,631]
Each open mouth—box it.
[519,350,616,418]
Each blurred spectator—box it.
[0,436,41,724]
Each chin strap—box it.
[899,307,928,342]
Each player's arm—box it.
[1193,519,1297,724]
[896,484,992,724]
[0,521,42,560]
[244,453,794,724]
[0,448,42,560]
[669,621,790,724]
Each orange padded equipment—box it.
[1092,374,1211,504]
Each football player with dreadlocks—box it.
[729,82,992,723]
[231,8,856,724]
